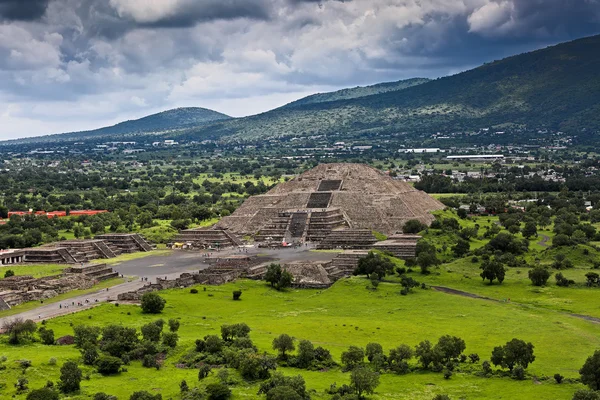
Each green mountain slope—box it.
[11,107,232,144]
[281,78,430,108]
[180,34,600,141]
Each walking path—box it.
[432,285,600,324]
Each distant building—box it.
[399,148,444,153]
[446,155,504,162]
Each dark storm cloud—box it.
[511,0,600,36]
[0,0,49,21]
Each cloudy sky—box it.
[0,0,599,139]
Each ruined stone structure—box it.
[317,230,378,250]
[215,163,444,243]
[247,261,332,288]
[0,263,118,307]
[323,250,369,280]
[0,250,24,265]
[372,234,422,259]
[95,234,153,253]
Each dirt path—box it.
[432,285,600,324]
[537,234,551,248]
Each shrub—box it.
[554,373,564,383]
[58,361,82,393]
[233,290,242,300]
[162,332,178,348]
[129,391,162,400]
[528,267,552,286]
[198,364,212,380]
[94,393,118,400]
[142,355,158,369]
[26,388,59,400]
[4,269,14,278]
[95,356,123,375]
[206,382,232,400]
[512,365,526,380]
[469,353,480,363]
[38,327,55,345]
[168,319,180,333]
[190,288,198,294]
[48,357,57,366]
[140,292,166,314]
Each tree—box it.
[400,275,419,293]
[480,259,506,284]
[415,340,436,369]
[59,361,82,393]
[553,234,571,247]
[141,292,166,314]
[238,352,277,380]
[528,267,551,286]
[354,252,394,279]
[350,366,380,398]
[296,339,315,368]
[206,383,232,400]
[341,346,365,371]
[573,389,600,400]
[272,334,295,359]
[491,339,535,371]
[365,343,383,363]
[3,318,37,344]
[81,343,99,366]
[580,350,600,390]
[522,221,538,239]
[417,251,441,274]
[434,335,466,363]
[162,332,178,348]
[141,322,162,342]
[266,386,303,400]
[220,323,250,341]
[388,344,413,374]
[452,238,470,258]
[73,325,100,348]
[26,388,59,400]
[168,319,180,332]
[38,327,55,345]
[264,264,294,290]
[403,219,427,234]
[95,355,123,375]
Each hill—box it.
[281,78,430,108]
[9,107,231,144]
[177,34,600,141]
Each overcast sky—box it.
[0,0,599,139]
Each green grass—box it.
[0,263,68,279]
[103,250,172,266]
[0,278,595,399]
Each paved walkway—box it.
[0,245,337,326]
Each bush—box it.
[190,288,198,294]
[58,361,82,393]
[94,393,118,400]
[26,388,59,400]
[168,319,180,333]
[528,267,552,286]
[129,391,162,400]
[233,290,242,300]
[572,389,600,400]
[95,356,123,375]
[205,383,232,400]
[554,373,564,383]
[162,332,178,348]
[141,293,166,314]
[512,365,525,380]
[4,269,14,278]
[556,272,575,287]
[38,327,55,345]
[142,355,158,369]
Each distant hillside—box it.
[177,34,600,141]
[281,78,430,108]
[8,107,231,144]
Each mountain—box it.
[281,78,430,108]
[177,34,600,141]
[7,34,600,145]
[8,107,231,144]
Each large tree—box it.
[272,334,295,359]
[580,350,600,390]
[491,338,535,371]
[480,258,506,284]
[350,366,380,398]
[59,361,82,393]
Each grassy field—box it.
[0,278,596,399]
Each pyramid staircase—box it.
[316,229,378,250]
